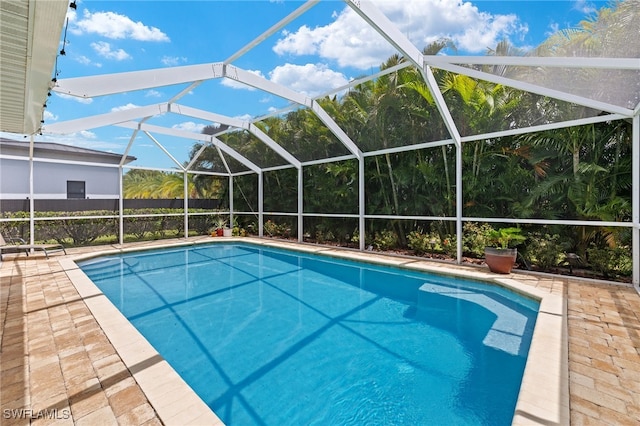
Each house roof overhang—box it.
[0,0,68,135]
[0,137,137,165]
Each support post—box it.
[456,144,463,264]
[298,167,304,242]
[359,156,365,251]
[29,135,35,245]
[229,175,234,230]
[119,167,124,245]
[632,115,639,290]
[184,172,189,238]
[258,172,264,237]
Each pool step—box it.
[418,283,529,356]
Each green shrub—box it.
[0,215,29,240]
[524,233,570,270]
[264,219,293,238]
[125,216,158,239]
[462,222,494,258]
[587,245,633,278]
[407,231,432,255]
[372,229,397,250]
[0,209,220,246]
[441,236,457,257]
[57,217,117,245]
[350,228,372,247]
[315,229,336,243]
[263,219,278,236]
[407,231,454,256]
[232,226,247,237]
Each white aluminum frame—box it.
[6,0,636,289]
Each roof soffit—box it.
[0,0,67,135]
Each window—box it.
[67,181,85,199]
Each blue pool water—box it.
[78,243,538,425]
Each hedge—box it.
[0,209,224,246]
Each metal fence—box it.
[0,199,221,212]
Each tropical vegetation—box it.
[16,0,632,281]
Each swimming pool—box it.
[78,242,539,425]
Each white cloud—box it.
[36,132,124,151]
[116,135,133,140]
[79,130,97,139]
[71,9,170,42]
[455,13,518,52]
[172,121,205,133]
[111,103,140,112]
[548,22,561,36]
[74,55,102,67]
[75,55,92,65]
[572,0,598,15]
[269,63,349,97]
[91,41,131,61]
[145,90,163,98]
[0,131,109,151]
[0,131,25,140]
[275,26,320,56]
[220,64,347,97]
[55,93,93,104]
[235,114,253,122]
[161,56,188,66]
[43,110,58,122]
[273,0,525,70]
[65,8,78,23]
[220,69,266,90]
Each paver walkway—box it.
[1,237,639,425]
[1,245,162,426]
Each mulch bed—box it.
[267,236,632,284]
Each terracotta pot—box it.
[484,247,517,274]
[216,228,224,237]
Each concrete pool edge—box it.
[58,254,224,426]
[62,237,568,426]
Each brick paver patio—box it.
[1,246,161,426]
[1,237,639,425]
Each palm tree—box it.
[123,169,165,198]
[528,0,639,110]
[123,169,199,199]
[518,118,632,254]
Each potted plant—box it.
[211,216,227,237]
[484,227,526,274]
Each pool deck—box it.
[1,236,639,425]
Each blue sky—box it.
[6,0,609,169]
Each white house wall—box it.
[0,158,30,198]
[34,162,120,199]
[0,158,121,199]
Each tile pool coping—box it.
[61,237,568,425]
